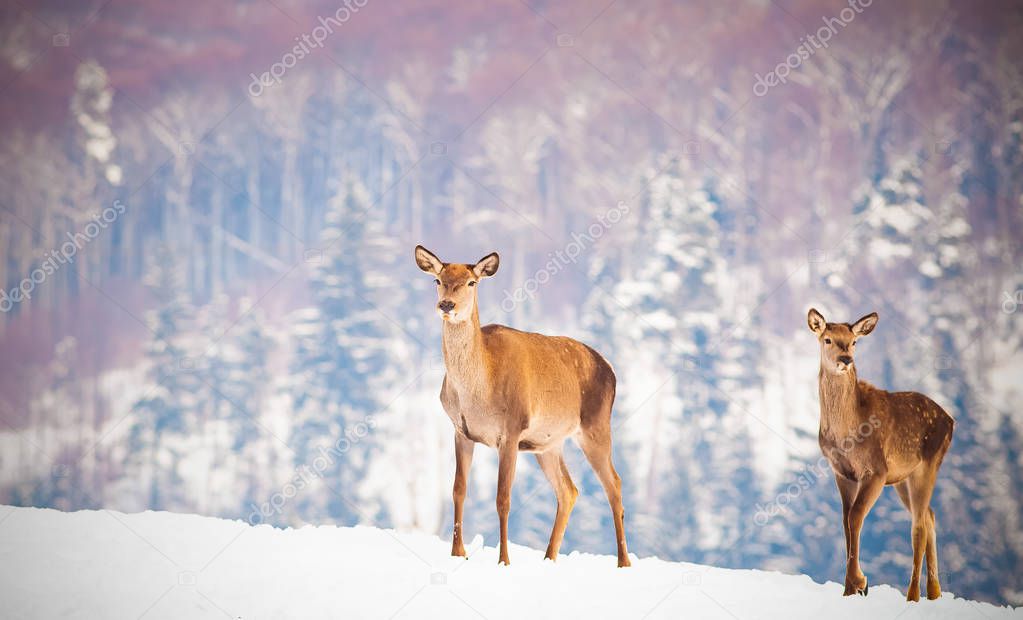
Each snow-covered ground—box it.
[0,505,1019,619]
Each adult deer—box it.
[807,309,954,601]
[415,245,630,567]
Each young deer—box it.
[807,309,954,601]
[415,245,630,567]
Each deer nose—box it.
[838,355,853,366]
[438,300,455,313]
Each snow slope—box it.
[0,506,1018,619]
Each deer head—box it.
[807,308,878,374]
[415,245,500,323]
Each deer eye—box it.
[434,279,440,285]
[467,281,476,287]
[824,338,832,344]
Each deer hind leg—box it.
[925,507,941,600]
[535,445,578,562]
[577,425,630,568]
[451,432,475,558]
[905,465,938,602]
[496,433,519,566]
[895,480,940,600]
[844,473,885,596]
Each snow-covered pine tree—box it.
[647,157,723,563]
[683,154,778,568]
[27,337,84,511]
[229,297,278,509]
[287,177,401,526]
[580,154,750,562]
[126,246,201,512]
[188,294,279,518]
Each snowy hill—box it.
[0,506,1018,619]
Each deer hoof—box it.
[843,576,867,596]
[926,583,941,600]
[618,557,632,568]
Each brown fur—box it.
[416,246,630,567]
[808,308,954,601]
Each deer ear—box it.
[808,308,826,335]
[414,245,443,275]
[473,252,500,278]
[851,312,878,336]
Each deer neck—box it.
[818,365,860,437]
[441,306,489,397]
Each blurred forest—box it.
[1,0,1022,605]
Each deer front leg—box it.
[496,433,519,565]
[835,475,856,560]
[844,473,885,596]
[451,432,474,558]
